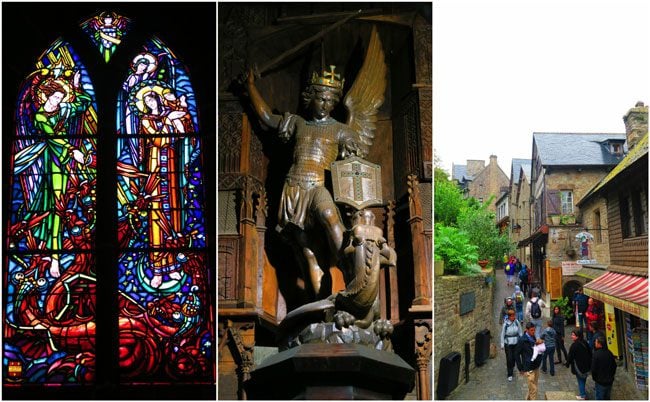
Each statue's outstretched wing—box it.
[343,26,387,158]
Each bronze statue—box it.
[247,26,386,299]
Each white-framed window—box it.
[560,190,573,214]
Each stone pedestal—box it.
[245,343,415,400]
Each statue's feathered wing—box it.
[344,26,387,158]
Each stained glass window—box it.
[5,10,214,391]
[116,37,212,383]
[5,38,98,384]
[80,12,131,63]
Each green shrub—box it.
[457,198,514,268]
[434,224,479,275]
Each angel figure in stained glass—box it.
[13,70,93,278]
[247,26,386,298]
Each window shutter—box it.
[546,189,561,215]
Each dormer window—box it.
[611,142,623,155]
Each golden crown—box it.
[311,65,345,90]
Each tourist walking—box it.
[525,290,546,339]
[572,288,589,331]
[552,306,569,364]
[587,321,605,351]
[512,285,525,322]
[505,256,516,287]
[565,329,592,400]
[499,297,516,325]
[518,263,529,295]
[540,320,557,376]
[515,322,543,400]
[591,335,616,400]
[500,309,523,382]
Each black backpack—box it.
[530,299,542,319]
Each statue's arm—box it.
[338,126,364,159]
[247,70,282,129]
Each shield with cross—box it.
[331,156,382,210]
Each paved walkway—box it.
[447,269,647,400]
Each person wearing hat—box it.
[515,322,544,400]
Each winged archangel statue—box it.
[247,26,394,336]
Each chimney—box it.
[466,160,485,176]
[489,155,498,165]
[623,101,648,151]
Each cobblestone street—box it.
[446,268,647,400]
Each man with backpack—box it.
[512,285,525,322]
[500,309,523,382]
[526,290,546,339]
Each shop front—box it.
[584,271,648,391]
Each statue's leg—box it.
[296,230,323,296]
[316,203,345,264]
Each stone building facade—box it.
[453,155,509,213]
[521,132,626,299]
[467,155,509,212]
[510,160,533,266]
[578,102,648,393]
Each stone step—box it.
[545,390,577,400]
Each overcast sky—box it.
[433,0,650,178]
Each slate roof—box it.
[578,132,648,205]
[511,158,531,185]
[452,164,469,182]
[533,132,627,166]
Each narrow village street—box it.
[446,268,646,400]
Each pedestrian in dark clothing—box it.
[552,306,569,363]
[515,322,543,400]
[540,320,557,375]
[500,309,523,382]
[588,321,605,351]
[573,288,589,331]
[519,263,529,295]
[591,335,616,400]
[565,329,592,400]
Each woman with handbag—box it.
[565,329,592,400]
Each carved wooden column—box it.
[407,175,431,306]
[218,320,256,400]
[414,321,432,400]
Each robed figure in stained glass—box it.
[13,69,94,278]
[116,38,202,292]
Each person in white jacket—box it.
[525,291,547,339]
[500,310,523,382]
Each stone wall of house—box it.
[433,270,494,393]
[576,196,611,264]
[545,169,610,219]
[512,174,533,266]
[467,155,509,212]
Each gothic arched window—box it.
[3,6,215,399]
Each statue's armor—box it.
[286,118,341,188]
[276,114,347,230]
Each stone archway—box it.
[563,279,583,299]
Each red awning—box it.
[583,271,648,320]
